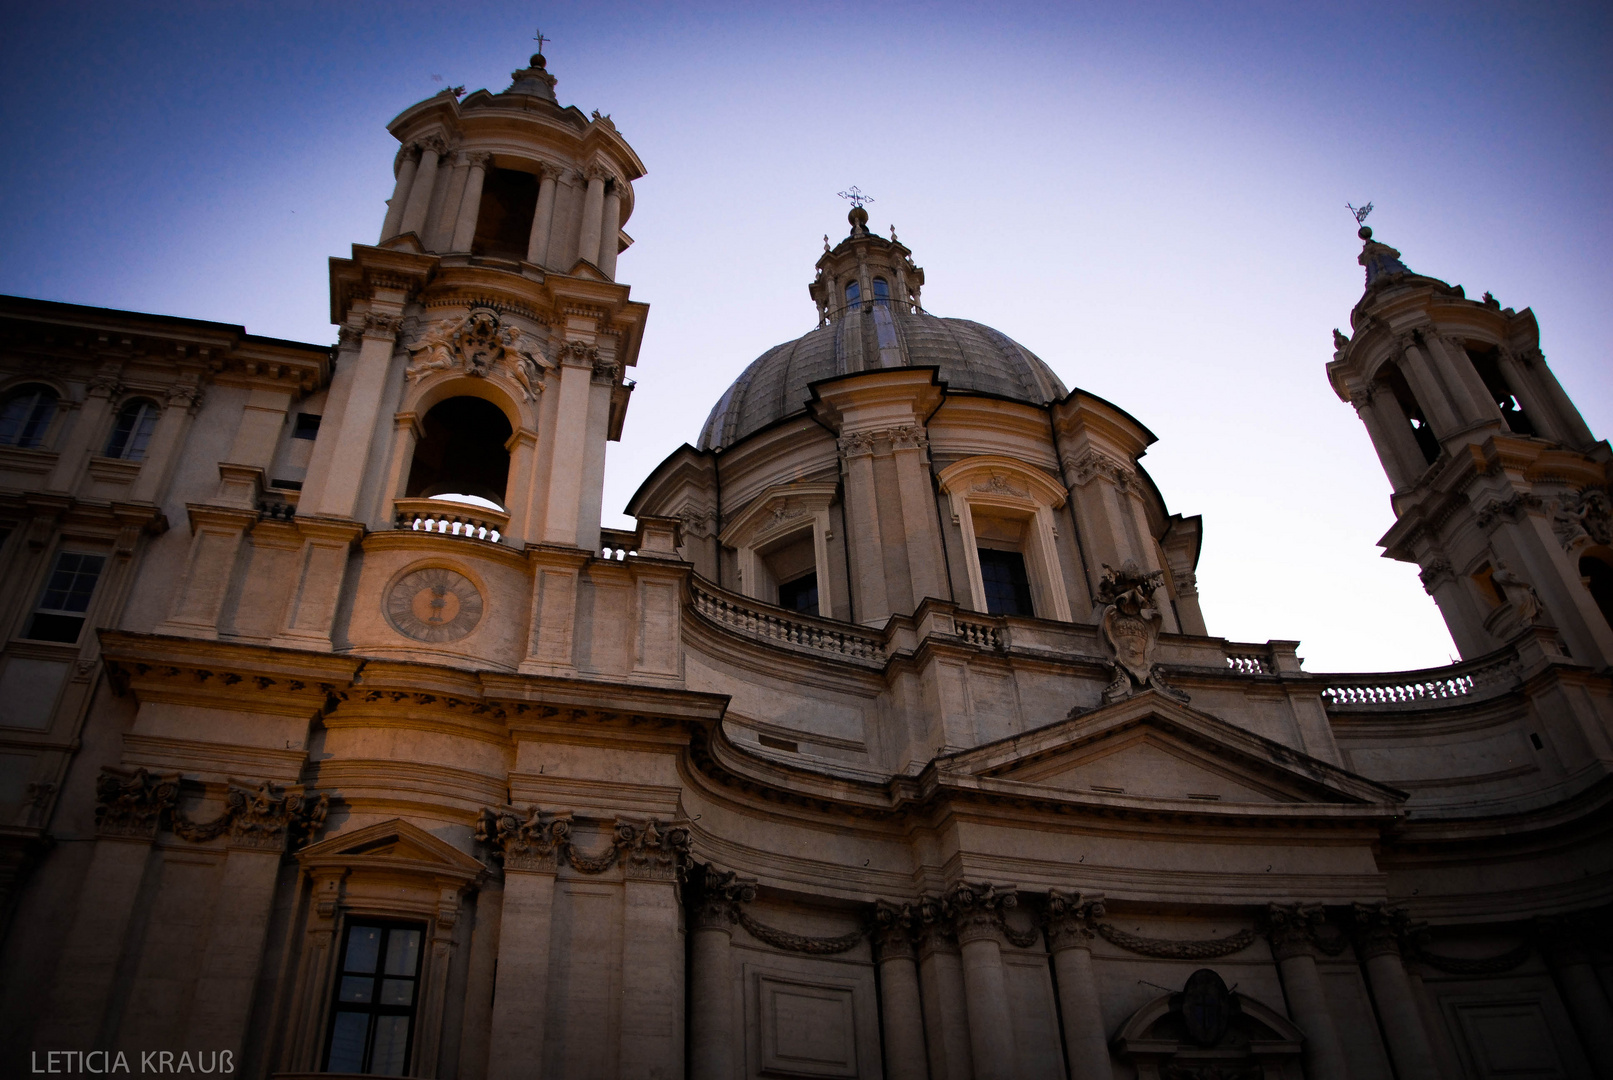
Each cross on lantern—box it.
[838,186,874,209]
[533,28,550,54]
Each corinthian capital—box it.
[947,880,1019,945]
[691,868,758,931]
[1351,901,1419,960]
[94,766,180,840]
[475,804,566,872]
[1043,888,1105,952]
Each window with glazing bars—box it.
[324,921,425,1076]
[25,551,106,643]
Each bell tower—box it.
[294,48,648,557]
[1327,226,1613,665]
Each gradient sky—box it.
[2,2,1608,672]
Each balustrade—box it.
[393,498,508,543]
[688,579,883,663]
[1320,653,1520,709]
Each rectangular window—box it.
[777,572,819,616]
[293,413,322,439]
[24,552,106,643]
[977,548,1034,616]
[325,921,424,1076]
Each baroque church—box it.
[1,47,1611,1080]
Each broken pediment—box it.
[943,689,1403,807]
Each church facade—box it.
[1,49,1611,1080]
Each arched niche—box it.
[1112,968,1304,1080]
[405,396,514,507]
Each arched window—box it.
[405,397,513,507]
[0,385,59,449]
[472,168,539,260]
[844,281,860,305]
[104,398,161,461]
[872,278,891,306]
[1582,555,1613,631]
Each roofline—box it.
[0,294,330,354]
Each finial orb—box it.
[848,205,869,228]
[531,53,546,68]
[1358,225,1373,240]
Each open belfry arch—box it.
[1,44,1611,1080]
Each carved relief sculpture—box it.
[1096,560,1189,703]
[404,307,552,401]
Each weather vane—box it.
[1347,201,1374,226]
[838,186,874,209]
[533,28,550,55]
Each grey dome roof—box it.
[698,308,1069,450]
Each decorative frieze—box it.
[169,780,329,851]
[475,805,692,878]
[1553,487,1612,549]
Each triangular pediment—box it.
[942,690,1402,806]
[297,817,486,882]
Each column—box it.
[618,836,686,1080]
[46,367,117,491]
[892,427,950,608]
[35,768,176,1053]
[541,340,596,546]
[1044,891,1112,1080]
[314,312,401,519]
[873,903,930,1080]
[689,872,755,1080]
[839,433,890,624]
[526,165,559,265]
[578,167,606,269]
[450,152,491,252]
[1539,915,1613,1077]
[426,153,469,252]
[916,922,973,1080]
[598,182,622,278]
[181,845,284,1062]
[486,862,557,1080]
[398,137,443,239]
[1352,905,1441,1080]
[1353,387,1426,491]
[952,886,1018,1080]
[379,143,420,242]
[1397,337,1462,437]
[1266,904,1349,1080]
[128,377,202,504]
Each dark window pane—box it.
[24,613,85,643]
[293,413,322,439]
[39,553,106,613]
[778,573,819,616]
[339,975,375,1003]
[872,277,890,305]
[978,549,1034,617]
[384,929,421,976]
[370,1015,411,1076]
[380,979,414,1006]
[345,925,383,973]
[325,1011,370,1074]
[105,400,159,460]
[0,387,59,448]
[844,281,860,304]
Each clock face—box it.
[385,567,484,642]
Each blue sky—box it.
[2,2,1608,671]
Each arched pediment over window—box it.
[1113,968,1304,1080]
[937,455,1072,621]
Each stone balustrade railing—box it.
[394,498,508,543]
[954,617,1002,650]
[600,527,638,561]
[688,579,883,664]
[1319,652,1521,710]
[1226,651,1271,675]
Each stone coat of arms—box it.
[1097,560,1189,704]
[404,306,552,401]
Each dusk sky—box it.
[2,2,1608,672]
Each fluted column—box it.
[398,137,443,240]
[1267,904,1349,1080]
[1540,914,1613,1077]
[450,152,491,253]
[874,902,931,1080]
[379,143,420,241]
[526,164,560,265]
[690,871,755,1080]
[1044,891,1113,1080]
[578,166,607,268]
[1352,904,1441,1080]
[1352,386,1427,491]
[598,181,622,278]
[951,883,1018,1080]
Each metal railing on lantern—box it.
[687,576,885,666]
[393,499,509,544]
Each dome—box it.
[698,307,1069,450]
